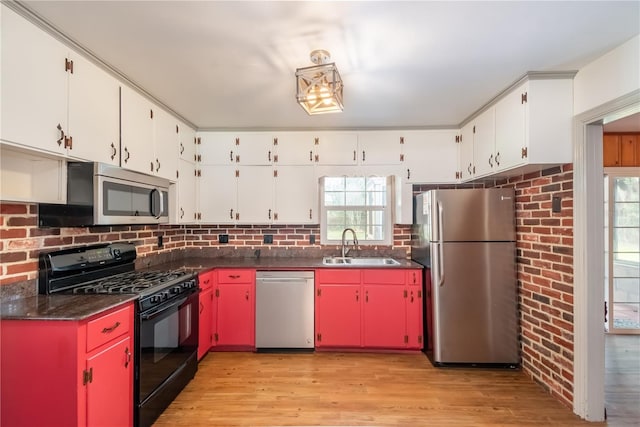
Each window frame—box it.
[319,175,395,246]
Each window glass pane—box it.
[326,210,345,225]
[612,303,640,329]
[367,191,386,206]
[345,211,367,225]
[614,228,640,253]
[327,226,345,241]
[345,177,365,191]
[365,226,384,240]
[325,192,345,206]
[612,278,640,302]
[366,177,386,191]
[614,203,640,227]
[612,252,640,277]
[346,192,365,205]
[325,177,345,191]
[614,177,640,202]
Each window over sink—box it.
[319,176,394,245]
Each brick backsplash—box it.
[0,203,412,286]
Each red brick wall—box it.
[0,203,412,286]
[0,203,185,285]
[493,164,575,407]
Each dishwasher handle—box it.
[257,277,311,284]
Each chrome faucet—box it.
[341,228,358,258]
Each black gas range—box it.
[38,243,199,427]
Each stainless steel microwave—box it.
[39,162,170,227]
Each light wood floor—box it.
[605,334,640,425]
[153,351,605,426]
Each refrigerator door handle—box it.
[436,202,445,286]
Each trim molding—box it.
[572,89,640,421]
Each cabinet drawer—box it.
[362,269,405,284]
[407,270,422,286]
[199,271,215,290]
[217,269,254,284]
[87,304,132,352]
[316,269,361,284]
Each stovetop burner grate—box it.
[71,269,191,295]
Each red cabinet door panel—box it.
[362,285,406,348]
[198,287,213,359]
[406,286,424,349]
[216,283,255,346]
[315,284,361,347]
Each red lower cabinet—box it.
[315,284,361,347]
[213,269,255,349]
[1,302,134,427]
[315,268,423,350]
[198,270,215,359]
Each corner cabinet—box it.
[198,271,215,359]
[0,302,134,427]
[315,268,423,350]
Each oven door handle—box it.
[141,296,189,321]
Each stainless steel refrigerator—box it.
[411,188,519,365]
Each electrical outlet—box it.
[552,196,562,213]
[309,235,316,244]
[157,235,163,248]
[263,234,273,244]
[219,234,229,244]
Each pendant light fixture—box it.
[295,49,344,115]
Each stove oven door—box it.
[137,290,198,427]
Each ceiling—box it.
[16,1,640,131]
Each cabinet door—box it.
[177,160,197,223]
[153,108,179,181]
[472,107,496,177]
[216,283,255,347]
[494,82,527,171]
[198,132,238,165]
[199,165,237,224]
[273,166,318,223]
[273,132,315,165]
[67,53,120,165]
[86,336,133,427]
[178,121,197,162]
[459,123,475,180]
[406,285,423,349]
[198,287,213,360]
[362,284,406,348]
[120,86,154,174]
[314,132,358,165]
[620,134,638,166]
[603,134,621,166]
[358,131,402,165]
[402,130,458,183]
[235,133,272,165]
[315,284,361,347]
[1,6,68,155]
[236,166,273,224]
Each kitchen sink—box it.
[322,257,400,266]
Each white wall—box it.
[574,35,640,116]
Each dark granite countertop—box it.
[0,294,137,321]
[136,256,423,275]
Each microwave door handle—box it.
[150,188,160,219]
[158,189,165,218]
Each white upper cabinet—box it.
[273,166,318,224]
[177,159,197,223]
[197,132,272,165]
[1,6,68,156]
[120,85,155,174]
[458,122,476,181]
[471,107,497,178]
[273,132,316,165]
[1,6,119,164]
[66,54,120,165]
[236,166,274,223]
[401,130,458,183]
[199,165,237,224]
[153,108,179,181]
[358,131,403,165]
[494,78,574,173]
[121,86,179,180]
[178,120,197,162]
[314,132,358,165]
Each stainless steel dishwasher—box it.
[255,271,315,350]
